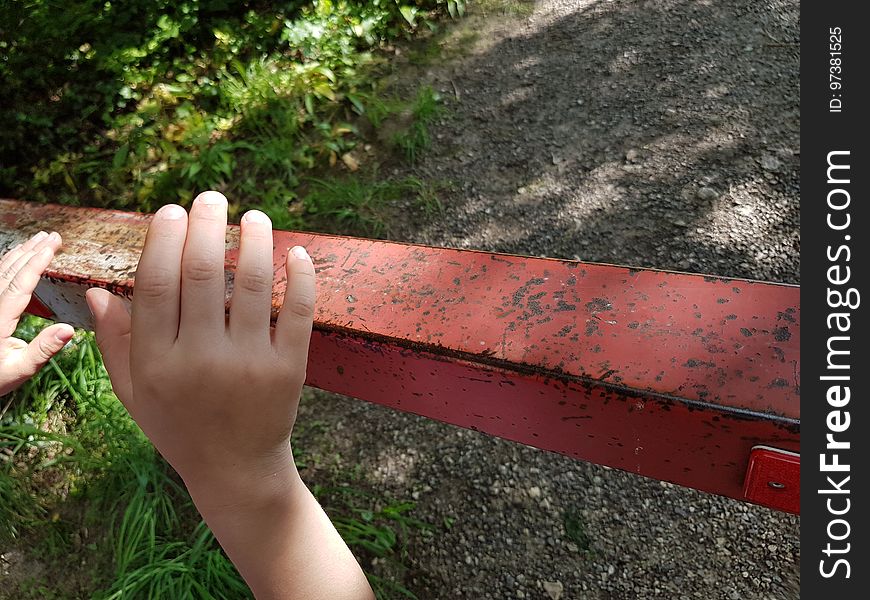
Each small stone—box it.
[528,486,542,499]
[761,154,782,172]
[543,580,564,600]
[697,187,718,201]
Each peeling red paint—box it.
[1,199,800,512]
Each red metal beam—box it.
[1,199,800,512]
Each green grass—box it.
[300,175,443,237]
[476,0,536,17]
[1,316,427,599]
[563,508,593,556]
[392,87,444,164]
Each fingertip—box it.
[242,209,271,226]
[86,287,110,316]
[156,204,187,221]
[289,246,310,262]
[53,323,74,344]
[195,190,228,206]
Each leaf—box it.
[304,93,315,115]
[316,66,337,82]
[313,83,336,101]
[447,1,457,19]
[399,6,417,27]
[347,94,365,114]
[112,143,129,170]
[341,152,359,171]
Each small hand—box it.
[86,191,315,501]
[0,231,74,397]
[87,192,371,599]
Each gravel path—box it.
[299,0,801,598]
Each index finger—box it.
[131,204,188,354]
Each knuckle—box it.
[235,267,273,295]
[135,268,175,300]
[4,277,25,297]
[286,295,315,319]
[241,361,272,383]
[183,257,221,283]
[36,337,55,360]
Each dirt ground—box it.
[298,0,800,599]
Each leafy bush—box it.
[0,0,454,214]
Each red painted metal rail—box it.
[1,199,800,513]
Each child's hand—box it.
[86,192,371,598]
[88,192,371,598]
[1,231,74,397]
[85,191,314,503]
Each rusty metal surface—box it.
[1,199,800,511]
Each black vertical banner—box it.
[801,2,869,597]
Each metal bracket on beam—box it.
[1,199,801,512]
[743,446,800,514]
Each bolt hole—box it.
[768,481,786,489]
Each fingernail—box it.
[54,328,73,344]
[33,231,48,242]
[48,231,60,243]
[197,191,227,205]
[291,246,310,261]
[244,210,270,225]
[158,204,186,220]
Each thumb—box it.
[15,323,74,382]
[86,288,133,403]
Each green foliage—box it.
[98,523,252,600]
[563,508,593,555]
[302,175,438,236]
[392,86,443,164]
[476,0,534,17]
[317,486,431,599]
[0,0,453,213]
[0,469,40,544]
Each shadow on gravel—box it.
[337,1,802,598]
[399,0,799,283]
